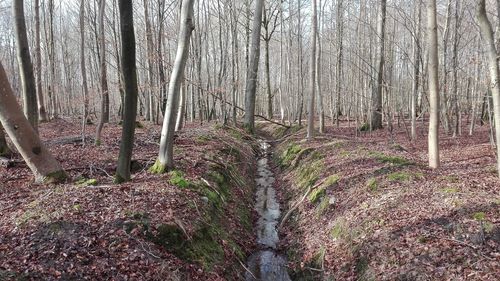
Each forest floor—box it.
[258,120,500,280]
[0,118,499,280]
[0,119,261,280]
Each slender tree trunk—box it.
[428,0,440,169]
[335,0,343,126]
[152,0,195,173]
[95,0,109,145]
[0,61,65,183]
[477,0,500,177]
[370,0,387,130]
[307,0,318,139]
[317,0,324,134]
[115,0,139,183]
[175,81,186,132]
[34,0,47,122]
[14,0,38,131]
[79,0,89,144]
[243,0,264,133]
[411,1,422,141]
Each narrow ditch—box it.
[245,140,291,281]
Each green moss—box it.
[312,246,326,268]
[473,212,486,221]
[322,174,340,188]
[196,134,213,144]
[387,171,412,182]
[186,226,225,270]
[280,143,302,167]
[367,178,378,191]
[149,159,167,174]
[297,159,323,189]
[95,139,102,146]
[359,123,370,132]
[317,197,330,217]
[440,175,460,183]
[441,187,458,194]
[370,151,412,166]
[168,170,190,188]
[154,224,187,252]
[76,178,98,186]
[42,170,67,184]
[308,186,326,203]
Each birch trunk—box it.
[428,0,440,169]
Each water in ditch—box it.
[245,140,291,281]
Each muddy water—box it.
[245,141,291,281]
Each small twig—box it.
[201,178,225,203]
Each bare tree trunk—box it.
[34,0,47,122]
[0,61,65,183]
[14,0,38,132]
[477,0,500,177]
[115,0,139,183]
[95,0,109,145]
[370,0,386,130]
[143,0,155,122]
[79,0,89,144]
[175,81,186,132]
[317,0,324,134]
[243,0,264,133]
[151,0,195,173]
[411,0,422,141]
[428,0,440,169]
[335,0,343,127]
[307,0,317,140]
[0,124,11,156]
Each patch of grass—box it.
[366,178,378,192]
[168,170,191,188]
[330,219,348,240]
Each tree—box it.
[79,0,89,143]
[95,0,110,145]
[427,0,440,169]
[0,124,10,156]
[477,0,500,177]
[151,0,195,173]
[14,0,38,131]
[307,0,318,140]
[243,0,264,133]
[115,0,139,183]
[34,0,47,122]
[370,0,387,130]
[0,60,65,183]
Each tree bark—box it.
[152,0,195,173]
[79,0,89,144]
[0,124,11,156]
[307,0,317,140]
[477,0,500,177]
[95,0,109,145]
[115,0,139,183]
[34,0,47,122]
[243,0,264,133]
[0,61,65,183]
[428,0,440,169]
[14,0,38,131]
[370,0,387,130]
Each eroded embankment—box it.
[258,123,499,280]
[0,123,261,280]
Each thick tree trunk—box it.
[370,0,386,130]
[14,0,38,131]
[307,0,317,140]
[477,0,500,177]
[0,61,65,183]
[151,0,195,173]
[0,124,11,156]
[243,0,264,133]
[428,0,440,169]
[115,0,139,183]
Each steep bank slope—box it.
[0,121,258,280]
[259,123,499,280]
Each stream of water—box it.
[245,141,291,281]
